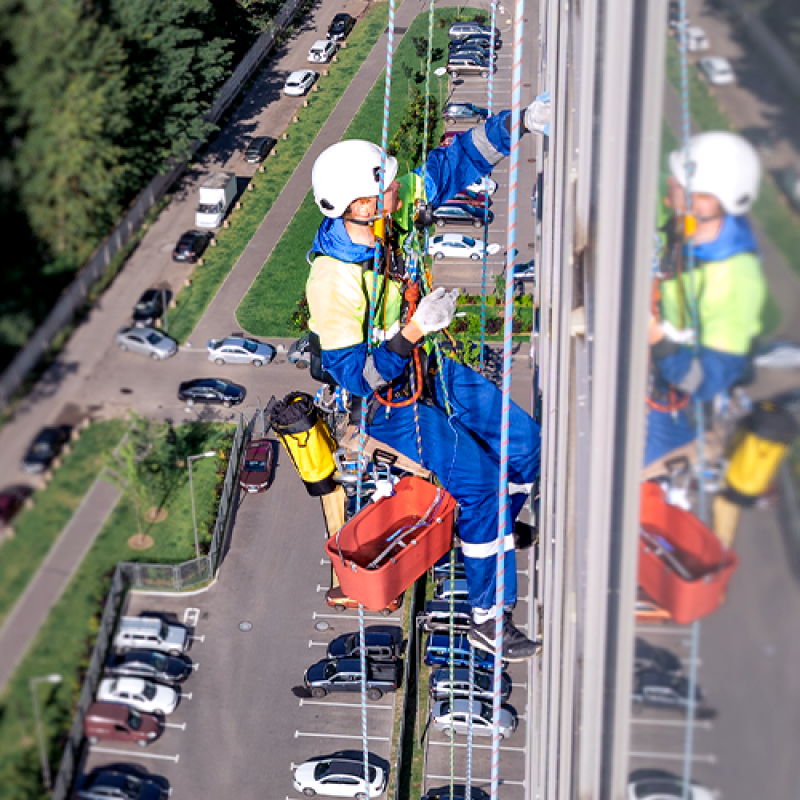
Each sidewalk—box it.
[0,478,120,695]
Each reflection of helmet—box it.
[669,132,760,215]
[312,140,399,218]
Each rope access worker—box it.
[646,131,767,466]
[306,106,545,660]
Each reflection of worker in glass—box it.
[306,107,544,660]
[646,132,766,466]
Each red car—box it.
[239,438,274,493]
[450,187,492,208]
[0,485,32,526]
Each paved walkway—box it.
[0,478,120,694]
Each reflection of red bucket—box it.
[638,482,739,625]
[326,477,457,611]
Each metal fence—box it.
[52,567,127,800]
[0,0,307,411]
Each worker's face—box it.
[664,176,721,220]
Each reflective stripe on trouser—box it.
[366,357,541,611]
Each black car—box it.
[75,770,167,800]
[456,32,502,50]
[132,289,166,326]
[327,12,355,41]
[178,378,246,408]
[634,638,682,674]
[776,164,800,213]
[327,630,402,662]
[172,230,212,263]
[632,668,704,712]
[433,202,494,228]
[449,43,498,63]
[243,135,277,164]
[0,485,33,524]
[20,426,71,474]
[106,651,191,684]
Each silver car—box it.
[207,336,276,367]
[115,327,177,360]
[431,698,517,739]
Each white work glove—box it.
[411,287,460,335]
[661,320,696,345]
[524,92,551,137]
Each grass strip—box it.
[0,421,126,627]
[0,422,234,798]
[165,3,391,344]
[237,6,474,336]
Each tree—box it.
[389,87,439,172]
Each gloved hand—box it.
[411,287,460,335]
[524,91,551,136]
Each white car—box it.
[431,698,517,739]
[466,175,497,195]
[428,233,500,261]
[308,39,338,63]
[97,677,178,716]
[627,776,714,800]
[293,756,387,798]
[686,26,709,51]
[697,56,735,85]
[284,69,318,96]
[206,336,276,366]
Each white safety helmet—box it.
[669,131,760,216]
[312,139,398,218]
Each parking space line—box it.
[317,584,329,593]
[189,634,205,643]
[631,718,713,730]
[191,663,200,671]
[312,611,395,623]
[299,699,394,711]
[635,626,688,636]
[181,692,193,700]
[92,746,179,763]
[294,731,390,742]
[629,750,717,764]
[308,640,328,648]
[428,740,525,753]
[426,774,525,787]
[320,558,330,566]
[163,722,186,730]
[183,608,199,627]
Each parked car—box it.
[450,187,491,207]
[325,586,402,615]
[0,485,32,525]
[417,600,471,634]
[449,22,500,40]
[635,589,672,624]
[448,44,497,64]
[433,202,493,228]
[84,701,162,747]
[178,378,245,407]
[207,335,276,366]
[284,69,317,96]
[429,665,511,703]
[113,616,189,656]
[327,630,402,662]
[105,650,191,684]
[432,549,465,581]
[131,289,166,326]
[424,633,495,671]
[327,12,356,41]
[20,426,71,474]
[697,56,735,85]
[115,327,177,361]
[514,260,536,283]
[172,229,212,262]
[455,32,502,50]
[288,332,312,368]
[447,54,495,79]
[627,776,714,800]
[431,698,516,739]
[433,577,470,602]
[776,164,800,213]
[632,668,704,712]
[96,677,179,715]
[448,36,493,54]
[308,39,339,63]
[75,769,167,800]
[239,437,274,493]
[293,755,386,799]
[304,656,400,700]
[466,175,497,195]
[243,136,277,163]
[442,102,489,124]
[428,233,492,261]
[686,25,709,51]
[439,131,459,148]
[634,638,682,674]
[667,0,682,30]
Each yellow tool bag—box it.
[724,401,798,506]
[271,392,337,496]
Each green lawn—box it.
[236,6,473,336]
[0,421,233,799]
[0,421,126,627]
[165,2,391,344]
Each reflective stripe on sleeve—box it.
[472,123,505,166]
